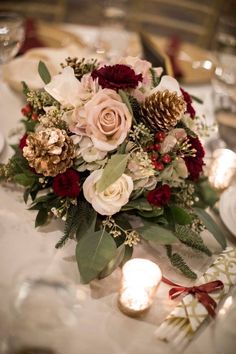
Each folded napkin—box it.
[19,18,45,55]
[155,247,236,351]
[2,45,90,92]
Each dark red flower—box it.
[184,136,205,180]
[91,64,142,91]
[180,88,196,118]
[19,133,28,150]
[52,169,81,198]
[147,184,171,207]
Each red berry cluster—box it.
[146,132,172,171]
[21,104,38,121]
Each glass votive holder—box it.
[208,148,236,190]
[118,258,162,317]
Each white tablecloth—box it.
[0,24,224,354]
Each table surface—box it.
[0,24,230,354]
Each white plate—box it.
[0,131,5,155]
[219,185,236,237]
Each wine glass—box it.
[0,12,25,65]
[3,259,84,354]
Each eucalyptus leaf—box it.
[121,245,133,265]
[76,229,117,283]
[136,220,178,244]
[122,197,153,211]
[38,61,51,84]
[138,207,163,218]
[99,244,125,279]
[118,90,133,116]
[13,173,36,187]
[35,208,48,227]
[194,207,226,249]
[96,154,128,192]
[168,205,192,225]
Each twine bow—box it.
[162,276,224,317]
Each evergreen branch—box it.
[169,252,197,279]
[128,95,142,123]
[76,200,97,240]
[175,225,212,256]
[55,204,79,248]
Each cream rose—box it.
[83,170,133,215]
[72,89,132,152]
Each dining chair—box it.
[0,0,67,22]
[128,0,225,48]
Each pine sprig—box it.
[55,204,79,248]
[175,225,212,256]
[165,245,197,279]
[76,200,97,240]
[128,95,142,122]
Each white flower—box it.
[151,75,181,95]
[45,66,89,107]
[83,170,133,215]
[73,136,107,162]
[71,89,132,152]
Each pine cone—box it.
[141,90,186,131]
[23,128,75,177]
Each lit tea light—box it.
[208,149,236,190]
[118,258,162,317]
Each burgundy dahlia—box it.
[147,184,171,207]
[180,88,195,118]
[52,169,81,198]
[91,64,142,91]
[184,136,205,180]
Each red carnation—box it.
[19,133,28,150]
[180,88,196,118]
[52,169,81,198]
[147,184,171,207]
[91,64,142,91]
[184,136,205,180]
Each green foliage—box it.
[98,244,126,279]
[119,89,137,124]
[136,219,178,244]
[194,207,226,249]
[21,81,30,96]
[76,228,117,283]
[96,154,128,192]
[38,61,51,84]
[21,118,38,132]
[166,246,197,279]
[194,178,219,208]
[175,225,211,256]
[168,205,192,225]
[55,205,80,248]
[150,67,160,87]
[128,95,141,122]
[122,197,153,211]
[76,200,97,241]
[35,208,48,227]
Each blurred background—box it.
[0,0,235,48]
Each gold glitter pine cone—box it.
[141,90,186,131]
[23,128,75,177]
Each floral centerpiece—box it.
[0,56,225,283]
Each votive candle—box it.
[118,258,162,317]
[208,148,236,190]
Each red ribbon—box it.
[162,276,224,318]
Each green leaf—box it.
[23,188,31,203]
[194,179,219,208]
[21,81,30,96]
[38,61,51,84]
[168,205,192,225]
[119,90,133,116]
[136,219,178,244]
[122,197,153,212]
[190,94,203,104]
[99,244,125,279]
[194,207,226,249]
[138,207,163,218]
[76,201,97,241]
[122,245,133,265]
[96,154,128,193]
[13,173,36,187]
[76,228,117,283]
[35,208,48,227]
